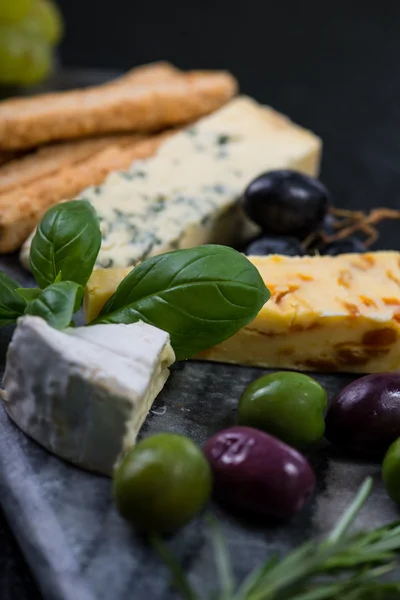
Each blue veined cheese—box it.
[20,96,321,270]
[1,317,175,476]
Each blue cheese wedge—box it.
[20,96,321,270]
[1,317,174,475]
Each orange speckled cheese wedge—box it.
[198,251,400,373]
[84,251,400,373]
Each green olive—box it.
[382,437,400,503]
[113,433,212,533]
[237,371,327,450]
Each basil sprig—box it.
[0,201,270,355]
[30,200,101,289]
[0,201,99,329]
[25,282,84,330]
[15,288,42,302]
[0,273,27,327]
[96,245,269,360]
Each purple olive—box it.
[203,426,315,521]
[325,373,400,457]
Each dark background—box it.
[3,2,400,598]
[55,1,400,219]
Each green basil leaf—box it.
[0,272,27,327]
[25,281,84,330]
[16,288,42,302]
[30,200,101,289]
[96,245,270,360]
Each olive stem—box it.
[325,477,373,546]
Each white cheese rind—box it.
[66,321,174,366]
[20,96,321,270]
[2,317,174,476]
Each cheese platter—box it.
[1,64,400,600]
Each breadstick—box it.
[0,134,145,194]
[0,131,172,253]
[0,70,237,150]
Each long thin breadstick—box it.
[1,62,181,108]
[105,61,180,87]
[0,61,182,191]
[0,133,147,194]
[0,70,237,150]
[0,150,19,167]
[0,131,172,253]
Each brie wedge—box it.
[2,317,174,475]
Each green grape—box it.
[0,25,52,85]
[0,0,33,22]
[19,0,64,46]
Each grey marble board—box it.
[1,67,400,600]
[0,253,398,600]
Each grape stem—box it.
[322,207,400,247]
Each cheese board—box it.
[1,67,400,600]
[0,319,395,600]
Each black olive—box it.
[243,170,330,239]
[245,235,305,256]
[321,213,336,236]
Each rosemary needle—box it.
[153,477,400,600]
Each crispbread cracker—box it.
[0,134,145,194]
[0,70,237,150]
[0,131,172,253]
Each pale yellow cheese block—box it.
[84,251,400,374]
[200,252,400,373]
[84,267,131,323]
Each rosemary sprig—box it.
[325,477,372,545]
[207,515,235,600]
[150,534,198,600]
[152,477,400,599]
